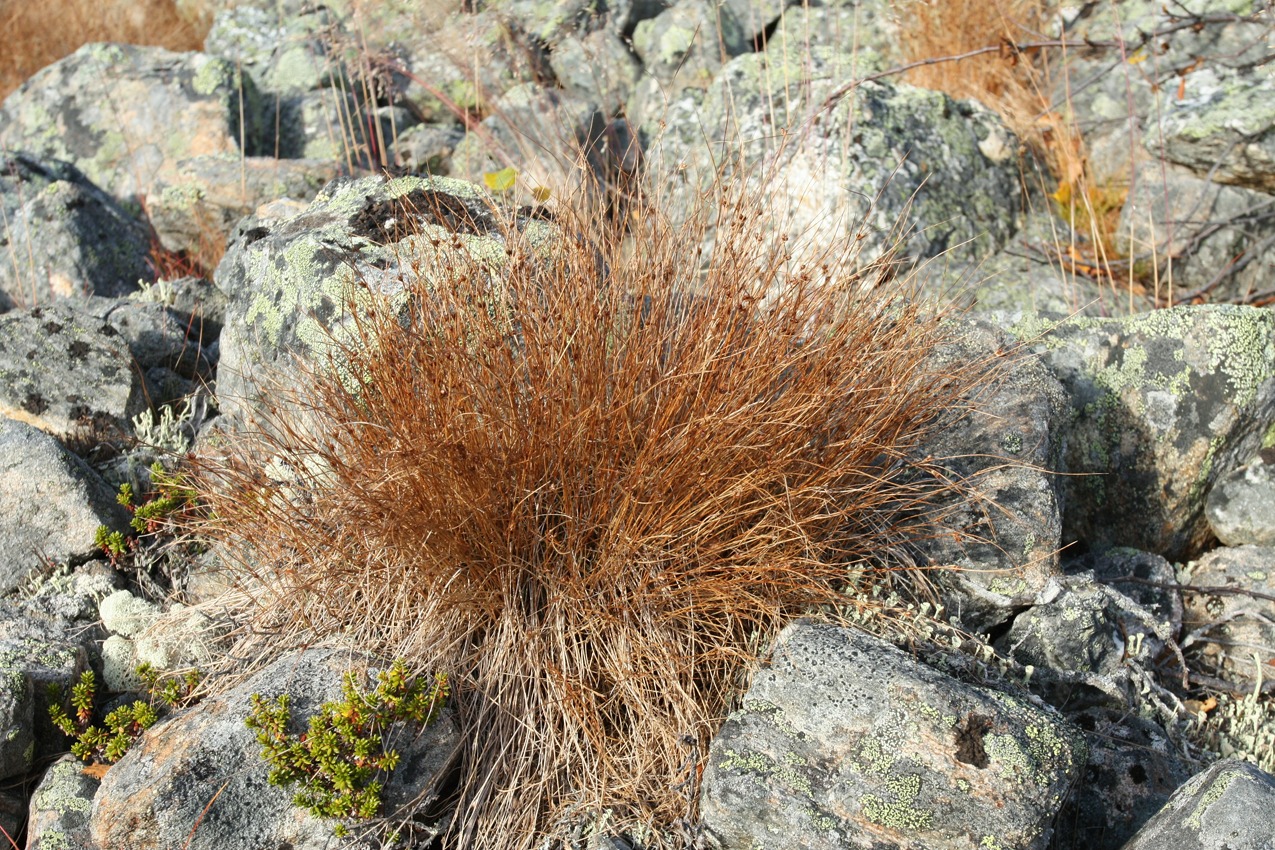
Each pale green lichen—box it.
[717,748,814,796]
[192,57,231,97]
[860,773,933,831]
[1186,767,1240,829]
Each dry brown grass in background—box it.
[195,169,992,848]
[0,0,212,100]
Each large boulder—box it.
[0,419,128,593]
[1121,759,1275,850]
[1018,305,1275,560]
[213,174,558,421]
[0,153,150,310]
[91,649,460,850]
[0,302,147,440]
[1206,451,1275,547]
[699,623,1084,850]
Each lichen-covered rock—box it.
[1121,759,1275,850]
[994,574,1175,711]
[549,29,642,117]
[1150,68,1275,194]
[0,302,146,440]
[914,321,1068,630]
[1052,709,1195,850]
[630,0,749,89]
[390,123,466,175]
[0,652,34,781]
[1065,546,1183,636]
[90,648,460,850]
[214,173,558,421]
[645,34,1022,267]
[0,153,150,310]
[0,43,264,203]
[1178,544,1275,686]
[26,754,101,850]
[0,419,128,594]
[1018,305,1275,560]
[0,789,23,848]
[1206,452,1275,547]
[699,623,1084,850]
[1117,162,1275,305]
[0,601,91,765]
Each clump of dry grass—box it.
[194,168,990,848]
[0,0,213,100]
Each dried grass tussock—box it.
[195,168,994,848]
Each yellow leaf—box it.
[532,186,551,202]
[483,167,517,193]
[1127,49,1147,65]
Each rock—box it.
[0,43,265,204]
[0,655,34,781]
[0,789,22,848]
[630,0,749,89]
[645,35,1023,267]
[1052,709,1195,850]
[699,623,1084,850]
[1052,1,1271,182]
[548,30,642,117]
[995,574,1175,712]
[26,754,102,850]
[0,419,128,594]
[1121,759,1275,850]
[1017,305,1275,560]
[397,12,548,123]
[20,561,122,624]
[1116,162,1275,305]
[1150,69,1275,194]
[390,123,466,175]
[1065,547,1183,636]
[1178,544,1275,687]
[0,601,91,765]
[0,302,147,441]
[913,321,1068,631]
[0,153,150,310]
[90,648,460,850]
[213,173,558,421]
[1206,452,1275,547]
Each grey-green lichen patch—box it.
[1185,766,1240,829]
[860,773,934,831]
[717,748,815,796]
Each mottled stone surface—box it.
[1018,305,1275,560]
[1206,452,1275,547]
[0,419,128,593]
[1179,544,1275,686]
[700,623,1084,850]
[91,648,459,850]
[26,754,101,850]
[0,153,150,310]
[1122,759,1275,850]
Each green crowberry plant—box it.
[244,660,448,837]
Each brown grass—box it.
[193,165,992,849]
[0,0,212,100]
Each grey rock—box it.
[1121,759,1275,850]
[26,754,102,850]
[1116,162,1275,305]
[1016,305,1275,560]
[0,654,34,781]
[1052,1,1271,182]
[631,0,750,88]
[1065,547,1183,636]
[1051,709,1195,850]
[20,561,122,625]
[995,574,1175,712]
[0,601,91,765]
[90,648,460,850]
[484,0,596,45]
[1179,544,1275,687]
[214,173,558,422]
[549,30,642,117]
[0,789,22,849]
[1206,452,1275,547]
[0,43,265,205]
[0,302,146,440]
[699,623,1084,850]
[915,321,1068,631]
[0,419,128,594]
[1150,69,1275,194]
[390,123,466,175]
[0,153,150,310]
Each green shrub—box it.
[244,661,448,836]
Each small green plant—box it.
[48,664,202,764]
[94,462,198,564]
[245,661,448,837]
